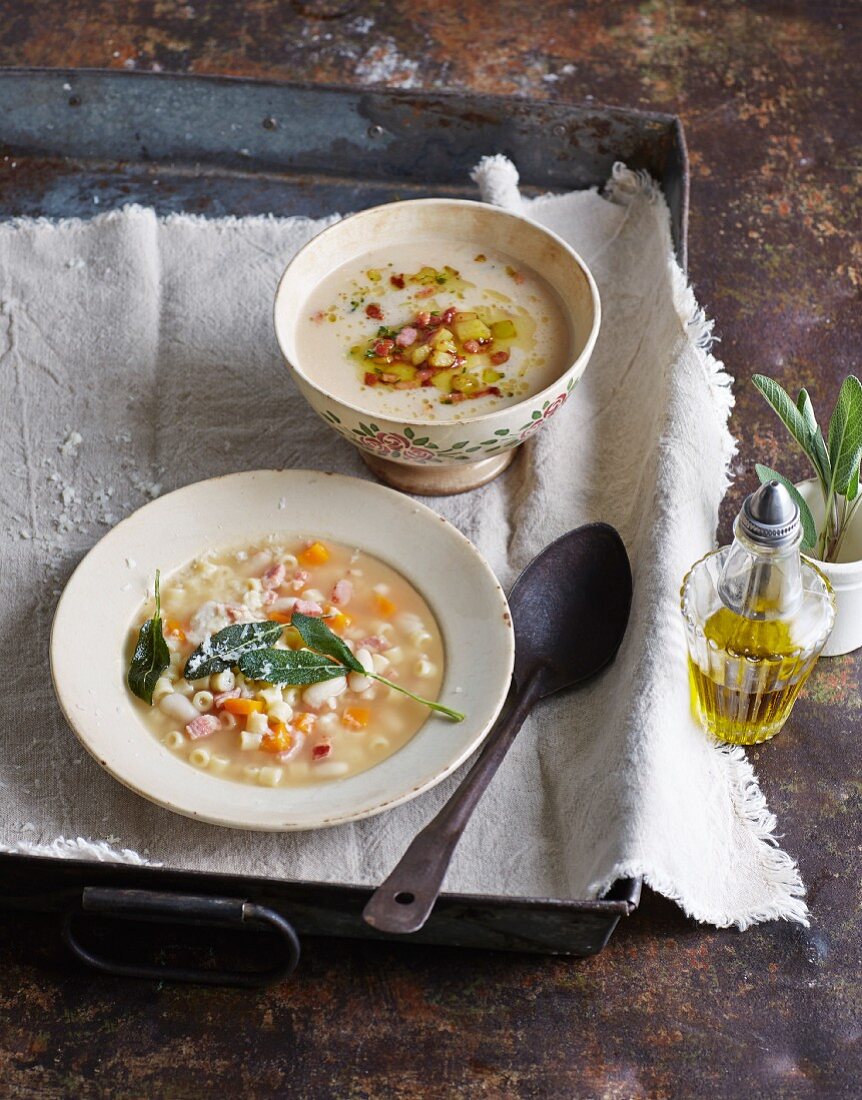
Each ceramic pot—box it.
[797,478,862,657]
[274,198,600,495]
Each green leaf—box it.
[184,620,283,680]
[290,612,363,673]
[755,464,818,551]
[796,388,831,486]
[128,570,171,704]
[827,376,862,495]
[238,648,345,685]
[847,460,860,504]
[752,375,830,486]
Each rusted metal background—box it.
[0,2,860,1097]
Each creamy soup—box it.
[297,242,573,422]
[129,538,445,786]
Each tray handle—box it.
[62,887,300,987]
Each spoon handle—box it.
[362,670,544,935]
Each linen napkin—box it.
[0,157,808,928]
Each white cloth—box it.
[0,158,808,928]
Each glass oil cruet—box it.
[681,479,835,745]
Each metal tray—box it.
[0,69,686,982]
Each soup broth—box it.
[297,241,573,422]
[130,537,445,786]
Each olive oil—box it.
[687,609,810,744]
[681,480,834,746]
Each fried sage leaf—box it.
[238,647,345,686]
[128,570,171,705]
[290,612,364,673]
[184,620,284,680]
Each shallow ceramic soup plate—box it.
[274,199,601,495]
[50,470,515,831]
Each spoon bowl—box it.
[363,523,633,935]
[510,523,633,695]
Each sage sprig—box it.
[753,374,862,562]
[246,613,465,722]
[184,620,284,681]
[128,570,171,704]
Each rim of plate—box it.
[50,470,514,831]
[273,197,601,428]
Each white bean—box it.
[159,693,200,724]
[152,676,174,704]
[302,676,347,710]
[210,669,235,693]
[371,653,390,674]
[347,647,374,694]
[192,690,214,712]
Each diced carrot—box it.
[300,541,330,566]
[293,712,317,734]
[342,707,370,730]
[165,619,186,642]
[222,697,265,716]
[329,611,351,633]
[267,611,292,624]
[374,593,397,617]
[261,719,292,754]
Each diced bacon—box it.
[490,350,510,365]
[262,563,286,590]
[331,579,353,606]
[312,743,332,760]
[365,303,383,320]
[463,339,481,354]
[415,286,434,299]
[380,372,399,384]
[364,372,378,386]
[395,380,419,389]
[360,635,390,653]
[441,307,456,324]
[395,326,418,347]
[263,589,279,606]
[291,570,309,592]
[416,311,432,326]
[374,339,395,356]
[214,689,241,708]
[185,715,220,740]
[417,369,434,384]
[294,599,323,616]
[390,274,405,289]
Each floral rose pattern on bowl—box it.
[319,379,577,465]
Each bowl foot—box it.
[360,450,516,495]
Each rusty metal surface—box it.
[0,1,860,1097]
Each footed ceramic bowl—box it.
[274,199,601,495]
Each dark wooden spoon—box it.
[362,522,633,935]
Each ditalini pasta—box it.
[129,537,445,786]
